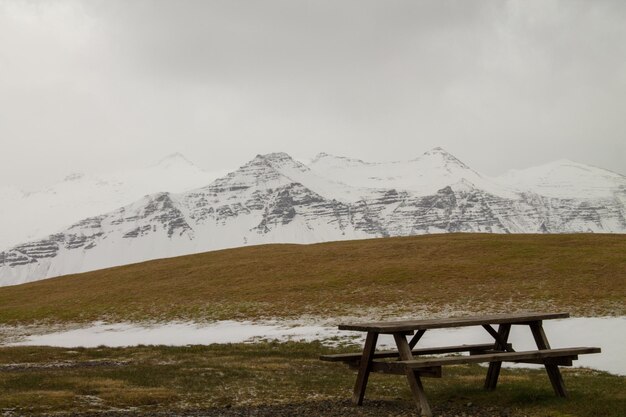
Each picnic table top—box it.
[338,312,569,333]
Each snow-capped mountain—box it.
[496,159,626,200]
[309,147,515,198]
[1,149,625,286]
[0,153,224,251]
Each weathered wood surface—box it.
[530,321,569,397]
[409,329,427,349]
[484,323,512,390]
[394,333,433,417]
[351,332,377,405]
[339,312,569,333]
[513,357,575,366]
[348,360,442,377]
[399,347,601,369]
[325,312,601,414]
[482,324,515,352]
[320,343,512,362]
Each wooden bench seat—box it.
[322,346,600,378]
[319,343,512,363]
[398,347,601,369]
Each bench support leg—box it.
[484,323,511,391]
[352,332,378,405]
[409,329,427,349]
[529,321,568,398]
[394,333,433,417]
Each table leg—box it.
[393,333,433,417]
[484,323,511,390]
[352,331,378,405]
[529,321,568,398]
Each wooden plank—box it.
[468,344,513,354]
[339,312,570,333]
[409,329,427,349]
[400,347,600,369]
[352,357,573,373]
[345,353,577,373]
[394,333,433,417]
[484,323,511,391]
[469,350,575,366]
[348,360,442,377]
[514,357,574,366]
[320,343,510,362]
[351,332,378,405]
[530,321,568,398]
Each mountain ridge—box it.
[0,154,223,251]
[1,149,624,287]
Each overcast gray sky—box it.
[1,0,624,189]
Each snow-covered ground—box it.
[4,317,624,376]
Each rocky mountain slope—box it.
[0,154,223,250]
[1,149,624,286]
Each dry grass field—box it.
[1,342,625,417]
[0,234,624,416]
[0,233,624,324]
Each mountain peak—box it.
[420,147,469,169]
[254,152,312,172]
[422,147,453,158]
[63,172,85,182]
[257,152,294,163]
[428,146,448,153]
[311,152,331,163]
[540,159,625,178]
[246,152,298,170]
[508,158,624,177]
[310,152,369,167]
[155,153,196,169]
[208,152,301,192]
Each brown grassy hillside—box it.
[0,234,624,324]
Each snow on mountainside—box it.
[220,152,381,203]
[1,149,625,287]
[308,147,516,198]
[0,154,224,251]
[0,153,372,285]
[497,159,626,200]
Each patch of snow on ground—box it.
[5,317,624,376]
[6,320,348,348]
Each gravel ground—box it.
[48,400,516,417]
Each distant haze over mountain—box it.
[2,1,625,192]
[0,154,226,250]
[1,148,625,287]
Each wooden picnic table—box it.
[320,312,601,417]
